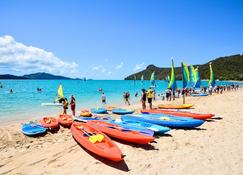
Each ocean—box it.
[0,80,241,122]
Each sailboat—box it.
[150,71,156,88]
[181,62,190,104]
[208,62,216,87]
[191,66,208,96]
[141,75,144,86]
[41,84,64,106]
[168,59,177,90]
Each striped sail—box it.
[168,59,177,90]
[181,62,190,88]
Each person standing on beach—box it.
[147,87,153,109]
[63,98,69,114]
[70,95,76,116]
[101,92,106,105]
[141,89,147,109]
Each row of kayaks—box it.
[22,114,73,136]
[21,104,215,162]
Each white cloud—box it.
[92,65,106,73]
[0,35,79,76]
[115,62,124,69]
[134,62,145,71]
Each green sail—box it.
[208,62,216,86]
[150,71,156,86]
[181,62,190,88]
[168,59,177,90]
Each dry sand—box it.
[0,89,243,175]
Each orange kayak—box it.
[40,116,59,130]
[87,120,155,144]
[71,122,123,162]
[141,109,214,120]
[58,114,73,127]
[158,104,193,109]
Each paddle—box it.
[77,126,104,143]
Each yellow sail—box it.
[57,84,64,99]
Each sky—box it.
[0,0,243,79]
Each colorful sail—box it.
[166,75,170,82]
[208,62,216,87]
[189,65,196,87]
[141,75,144,84]
[194,66,201,88]
[56,84,64,100]
[150,71,156,86]
[168,59,177,90]
[181,62,190,88]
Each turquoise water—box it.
[0,80,241,121]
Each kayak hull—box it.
[22,122,47,136]
[58,114,73,127]
[120,119,170,134]
[87,120,155,144]
[91,108,107,114]
[158,104,193,109]
[40,117,59,130]
[141,109,214,120]
[74,116,154,136]
[71,122,123,162]
[122,114,205,129]
[112,108,135,115]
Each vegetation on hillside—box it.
[125,54,243,81]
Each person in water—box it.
[63,98,68,114]
[70,95,76,116]
[9,89,13,93]
[141,89,147,109]
[147,87,153,109]
[101,92,106,105]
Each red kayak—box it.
[141,109,214,120]
[71,122,123,162]
[58,114,73,127]
[40,116,59,130]
[87,120,155,144]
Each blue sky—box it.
[0,0,243,79]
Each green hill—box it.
[125,54,243,81]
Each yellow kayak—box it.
[158,104,193,109]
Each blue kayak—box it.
[121,117,170,134]
[112,108,135,115]
[191,93,208,97]
[91,108,107,114]
[22,122,47,136]
[110,119,154,136]
[74,116,154,136]
[122,114,205,129]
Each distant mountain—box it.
[0,74,28,79]
[125,54,243,81]
[0,72,80,80]
[23,72,72,80]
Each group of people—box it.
[58,95,76,116]
[140,87,154,109]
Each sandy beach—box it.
[0,89,243,175]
